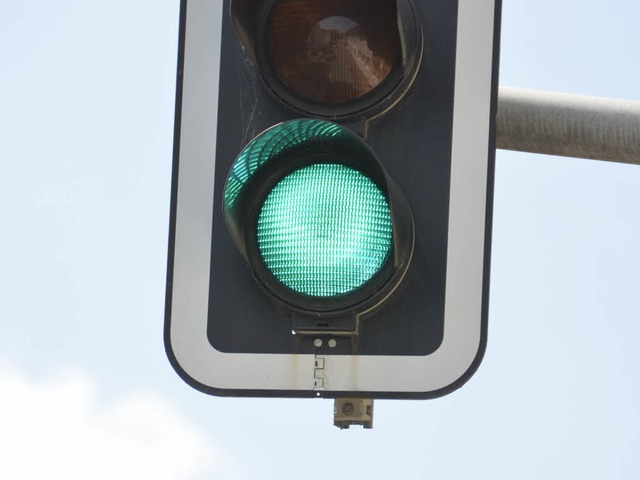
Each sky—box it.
[1,0,639,479]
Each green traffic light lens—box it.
[223,119,413,311]
[257,163,392,297]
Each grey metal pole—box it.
[496,88,640,165]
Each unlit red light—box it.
[266,0,400,105]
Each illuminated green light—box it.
[257,163,392,297]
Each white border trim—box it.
[169,0,496,393]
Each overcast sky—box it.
[1,1,638,479]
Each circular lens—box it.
[256,163,393,297]
[266,0,400,105]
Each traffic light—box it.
[165,0,501,399]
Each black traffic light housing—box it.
[165,0,501,398]
[210,0,464,356]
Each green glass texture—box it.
[223,119,343,211]
[257,163,392,297]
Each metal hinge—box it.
[313,355,325,390]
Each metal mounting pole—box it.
[496,88,640,165]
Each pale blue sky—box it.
[1,1,639,479]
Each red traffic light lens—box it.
[266,0,400,105]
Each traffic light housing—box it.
[165,0,501,398]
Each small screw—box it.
[313,338,323,348]
[342,402,355,416]
[328,339,337,348]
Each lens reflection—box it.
[266,0,400,105]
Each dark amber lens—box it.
[266,0,400,105]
